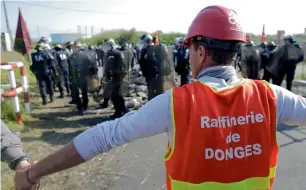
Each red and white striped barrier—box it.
[0,62,31,124]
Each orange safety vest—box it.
[164,79,278,190]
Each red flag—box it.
[261,24,266,42]
[14,7,33,56]
[153,31,160,45]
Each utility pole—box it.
[2,0,14,46]
[85,26,88,39]
[37,26,40,38]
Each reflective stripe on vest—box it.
[169,166,276,190]
[164,79,278,190]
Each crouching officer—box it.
[30,42,57,105]
[104,38,129,119]
[54,44,70,97]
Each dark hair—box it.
[193,37,240,65]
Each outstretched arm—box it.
[271,84,306,127]
[18,91,172,187]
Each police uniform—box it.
[54,46,70,96]
[87,46,98,74]
[272,36,303,91]
[31,44,57,105]
[242,41,261,79]
[139,34,155,80]
[104,45,129,118]
[69,44,90,115]
[120,43,135,70]
[262,41,277,82]
[175,43,191,86]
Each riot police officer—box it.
[65,41,74,56]
[38,37,52,50]
[104,38,129,119]
[95,44,104,67]
[293,40,304,64]
[139,34,155,79]
[175,37,191,86]
[120,43,135,69]
[95,39,112,109]
[87,45,99,83]
[262,41,277,82]
[87,45,98,67]
[242,40,261,79]
[54,44,70,97]
[273,35,303,91]
[30,42,57,105]
[69,42,91,115]
[139,33,173,100]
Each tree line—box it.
[80,28,306,46]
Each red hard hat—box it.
[184,5,246,46]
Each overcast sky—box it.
[1,0,305,39]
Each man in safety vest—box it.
[15,5,306,190]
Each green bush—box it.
[81,28,185,45]
[79,28,306,46]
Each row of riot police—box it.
[31,39,97,115]
[94,34,177,118]
[239,35,304,91]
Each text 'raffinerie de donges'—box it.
[201,112,264,128]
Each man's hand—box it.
[15,161,39,190]
[15,160,31,171]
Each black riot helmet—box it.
[102,38,115,52]
[121,43,128,49]
[66,41,74,48]
[40,36,48,43]
[140,34,153,50]
[284,35,294,44]
[267,41,276,47]
[54,44,62,51]
[140,34,153,43]
[260,41,267,48]
[35,42,45,51]
[104,38,115,46]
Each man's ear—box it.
[198,46,205,56]
[198,46,206,60]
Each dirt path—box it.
[1,92,129,190]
